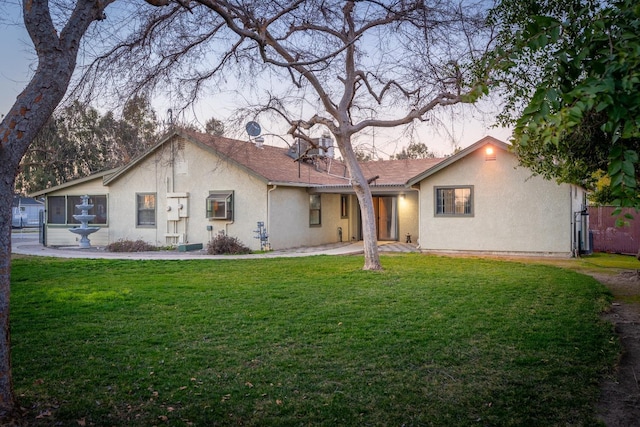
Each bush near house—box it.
[207,234,252,255]
[105,239,158,252]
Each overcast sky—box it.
[0,1,511,158]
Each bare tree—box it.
[85,0,494,270]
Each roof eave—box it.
[29,167,120,197]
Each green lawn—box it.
[10,254,618,426]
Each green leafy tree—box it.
[589,171,615,206]
[15,97,159,194]
[492,0,640,212]
[98,95,160,166]
[393,142,436,160]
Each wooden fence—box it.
[589,206,640,255]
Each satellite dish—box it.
[245,121,261,137]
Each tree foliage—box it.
[15,96,159,194]
[492,0,640,211]
[392,142,437,160]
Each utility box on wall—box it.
[167,192,189,221]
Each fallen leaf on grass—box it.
[36,410,51,419]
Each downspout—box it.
[224,191,235,234]
[224,193,234,235]
[224,219,234,236]
[267,185,277,245]
[570,185,577,257]
[413,184,422,249]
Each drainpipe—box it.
[413,185,422,249]
[224,219,234,236]
[267,185,277,244]
[570,185,577,257]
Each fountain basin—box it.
[69,195,100,248]
[73,214,96,223]
[69,227,100,249]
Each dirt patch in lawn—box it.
[591,270,640,426]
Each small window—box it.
[340,195,349,218]
[137,193,157,227]
[309,194,321,226]
[206,191,233,220]
[435,186,473,216]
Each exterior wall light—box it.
[485,146,496,161]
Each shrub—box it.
[207,234,252,255]
[106,239,157,252]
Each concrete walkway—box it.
[10,230,419,260]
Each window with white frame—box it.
[206,191,233,220]
[435,186,473,216]
[309,194,321,226]
[137,193,157,227]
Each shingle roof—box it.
[182,129,445,188]
[51,129,503,194]
[358,157,445,185]
[182,129,351,186]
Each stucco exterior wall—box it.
[268,189,349,249]
[418,147,574,254]
[398,192,419,244]
[44,178,110,247]
[107,138,269,251]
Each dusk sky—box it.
[0,1,33,118]
[0,1,511,157]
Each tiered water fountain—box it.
[69,195,100,248]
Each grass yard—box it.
[10,254,618,426]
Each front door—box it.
[373,196,398,241]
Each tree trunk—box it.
[338,136,382,270]
[0,182,13,417]
[0,0,114,417]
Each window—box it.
[47,195,108,225]
[309,194,321,226]
[137,193,156,227]
[206,191,233,220]
[435,186,473,216]
[340,195,349,218]
[66,195,108,225]
[48,196,66,224]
